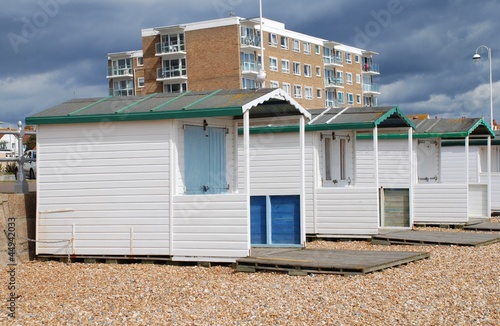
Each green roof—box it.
[26,89,311,125]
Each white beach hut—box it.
[26,88,310,262]
[241,106,416,238]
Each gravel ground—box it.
[1,228,499,325]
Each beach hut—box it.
[241,106,416,238]
[360,118,495,225]
[25,88,310,262]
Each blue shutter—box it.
[250,196,267,245]
[271,195,301,244]
[184,125,226,195]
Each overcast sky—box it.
[1,0,499,126]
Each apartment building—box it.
[107,17,380,108]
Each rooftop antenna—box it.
[255,0,266,88]
[228,10,235,17]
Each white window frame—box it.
[347,93,354,105]
[355,55,360,63]
[280,35,289,49]
[321,132,354,187]
[268,33,277,46]
[270,80,279,89]
[346,72,353,85]
[292,39,300,52]
[282,82,291,95]
[281,59,290,74]
[138,77,145,88]
[305,86,313,100]
[137,56,143,66]
[316,88,322,99]
[345,52,352,64]
[304,64,312,77]
[356,94,361,104]
[303,42,311,54]
[338,91,345,105]
[356,74,361,84]
[316,66,321,77]
[269,57,278,71]
[293,62,301,76]
[294,84,302,98]
[315,44,321,55]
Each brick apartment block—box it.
[107,16,380,109]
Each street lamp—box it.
[473,45,493,128]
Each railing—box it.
[240,36,261,47]
[362,83,380,93]
[107,67,133,77]
[109,88,134,96]
[157,68,187,79]
[241,61,258,72]
[155,43,186,55]
[325,99,339,108]
[362,63,380,73]
[323,56,342,66]
[325,77,343,87]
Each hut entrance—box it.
[380,188,410,227]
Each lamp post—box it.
[473,45,493,128]
[255,0,266,87]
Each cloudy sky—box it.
[1,0,499,126]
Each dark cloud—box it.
[0,0,499,125]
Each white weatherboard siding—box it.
[313,187,378,235]
[468,146,480,183]
[238,132,303,195]
[413,184,468,223]
[172,194,248,259]
[441,146,467,183]
[481,173,500,211]
[37,121,171,256]
[468,184,488,218]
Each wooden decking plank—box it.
[463,222,500,232]
[371,230,500,246]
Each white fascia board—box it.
[335,44,364,55]
[107,50,143,60]
[242,88,312,120]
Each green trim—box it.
[442,139,500,146]
[26,107,243,125]
[67,96,112,116]
[376,106,417,130]
[114,93,158,114]
[182,89,221,110]
[238,122,379,135]
[356,132,476,140]
[150,91,191,112]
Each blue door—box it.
[184,125,226,194]
[250,195,301,246]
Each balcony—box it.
[323,56,343,67]
[155,43,186,58]
[109,88,134,96]
[107,67,133,78]
[241,61,259,78]
[157,68,188,82]
[240,36,261,52]
[362,83,380,94]
[325,77,344,89]
[362,63,380,75]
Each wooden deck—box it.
[372,230,500,246]
[463,221,500,232]
[235,248,430,276]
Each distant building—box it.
[107,16,380,108]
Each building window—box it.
[268,33,278,46]
[345,52,352,64]
[346,73,353,85]
[325,90,335,107]
[356,74,361,84]
[347,93,354,105]
[241,52,257,71]
[292,39,300,52]
[269,57,278,71]
[303,42,311,54]
[282,82,291,95]
[270,80,279,88]
[160,58,187,78]
[280,36,289,49]
[304,64,312,77]
[305,86,313,100]
[241,26,258,46]
[242,78,257,89]
[137,56,143,66]
[336,70,344,84]
[338,92,345,105]
[160,33,185,52]
[164,83,187,93]
[335,50,343,63]
[110,58,132,76]
[316,66,321,77]
[316,88,322,98]
[294,85,302,98]
[293,62,300,76]
[138,77,145,88]
[321,133,353,187]
[315,44,321,54]
[184,125,227,194]
[281,59,290,74]
[356,94,361,104]
[355,55,360,63]
[113,80,134,96]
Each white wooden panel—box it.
[172,194,248,258]
[413,184,468,223]
[468,184,488,218]
[377,140,411,187]
[310,187,378,235]
[468,147,480,183]
[481,173,500,210]
[441,146,467,183]
[37,121,171,256]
